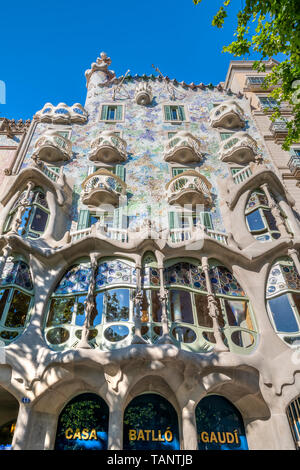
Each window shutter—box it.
[164,105,171,121]
[116,105,123,121]
[178,106,186,121]
[77,209,90,231]
[169,211,181,229]
[113,207,127,229]
[115,165,125,181]
[200,211,213,230]
[172,168,186,177]
[48,166,60,174]
[101,105,108,120]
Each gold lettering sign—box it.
[128,428,173,442]
[64,428,98,440]
[198,430,239,444]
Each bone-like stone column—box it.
[261,183,291,238]
[77,253,97,349]
[156,263,173,344]
[202,257,228,352]
[131,263,147,344]
[107,403,123,450]
[0,242,12,278]
[10,181,34,234]
[182,401,198,450]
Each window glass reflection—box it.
[170,290,193,324]
[105,289,129,322]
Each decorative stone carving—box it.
[209,100,245,129]
[0,118,31,137]
[134,82,153,105]
[89,131,127,163]
[31,130,72,163]
[81,168,126,206]
[219,131,258,164]
[85,52,116,87]
[166,170,212,206]
[34,103,88,124]
[164,131,203,164]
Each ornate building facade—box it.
[0,53,299,450]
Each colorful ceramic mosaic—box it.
[55,263,92,294]
[1,258,33,291]
[266,258,300,297]
[209,266,245,297]
[164,262,207,291]
[141,267,160,287]
[18,72,274,235]
[95,260,136,288]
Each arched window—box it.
[0,386,19,450]
[3,187,49,239]
[0,256,34,343]
[266,257,300,346]
[196,395,248,450]
[123,393,180,450]
[164,259,257,352]
[287,395,300,449]
[54,393,109,450]
[45,258,136,350]
[245,188,289,242]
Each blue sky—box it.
[0,0,270,120]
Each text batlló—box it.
[198,430,239,444]
[65,428,98,440]
[129,428,173,442]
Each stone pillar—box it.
[182,401,198,450]
[261,183,291,238]
[12,403,33,450]
[108,403,123,450]
[201,257,228,352]
[157,265,173,344]
[288,248,300,276]
[77,254,97,349]
[0,243,12,278]
[10,181,34,234]
[131,264,146,344]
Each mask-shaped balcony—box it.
[89,131,127,163]
[166,170,212,206]
[32,130,72,163]
[134,82,153,105]
[164,131,203,164]
[209,100,245,129]
[81,169,126,206]
[219,132,258,164]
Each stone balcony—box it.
[209,100,245,129]
[164,131,203,164]
[89,131,127,163]
[244,76,271,92]
[219,132,258,164]
[288,155,300,179]
[34,102,88,124]
[166,170,212,206]
[270,120,289,142]
[81,168,126,206]
[32,130,72,163]
[134,82,153,105]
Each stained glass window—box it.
[266,257,300,343]
[3,187,49,239]
[0,256,33,344]
[245,189,285,242]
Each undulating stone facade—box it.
[0,53,299,451]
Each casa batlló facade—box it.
[0,53,299,451]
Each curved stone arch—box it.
[229,169,295,211]
[28,377,110,450]
[122,375,182,449]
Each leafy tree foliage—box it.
[194,0,300,150]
